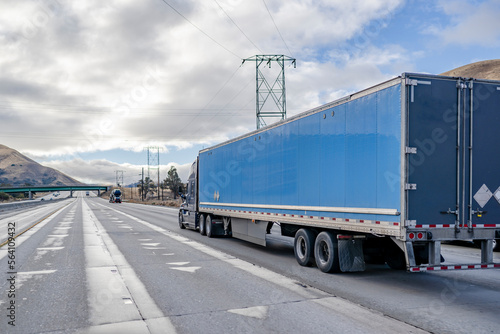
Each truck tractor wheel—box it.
[178,212,186,229]
[294,229,315,267]
[314,231,340,273]
[206,215,213,238]
[199,214,206,235]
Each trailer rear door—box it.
[469,80,500,226]
[405,75,460,226]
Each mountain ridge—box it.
[0,144,84,187]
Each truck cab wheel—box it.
[199,214,206,235]
[314,231,340,273]
[206,215,213,237]
[294,229,315,267]
[178,212,186,229]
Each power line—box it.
[158,0,241,59]
[262,0,293,57]
[213,0,263,53]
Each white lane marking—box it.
[48,235,68,237]
[36,247,64,251]
[141,243,160,247]
[143,247,166,250]
[82,200,177,333]
[228,305,269,319]
[17,270,57,275]
[138,239,152,241]
[54,227,72,230]
[163,253,174,256]
[0,202,74,262]
[170,267,201,273]
[167,262,190,266]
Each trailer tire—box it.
[199,214,206,235]
[206,215,213,238]
[294,229,315,267]
[178,212,186,229]
[314,232,340,273]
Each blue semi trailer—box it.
[179,73,500,273]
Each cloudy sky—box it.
[1,0,500,185]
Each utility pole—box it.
[144,146,162,200]
[242,55,296,129]
[141,167,144,201]
[115,170,124,187]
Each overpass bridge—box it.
[0,185,110,199]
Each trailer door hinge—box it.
[405,183,417,190]
[406,78,431,102]
[405,147,417,154]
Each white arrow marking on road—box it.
[228,305,269,319]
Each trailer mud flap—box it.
[338,236,365,272]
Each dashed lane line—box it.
[0,201,74,248]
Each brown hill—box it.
[0,144,84,187]
[440,59,500,80]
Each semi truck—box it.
[109,189,122,203]
[179,73,500,273]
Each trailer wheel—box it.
[199,214,206,235]
[294,229,315,267]
[178,212,186,229]
[206,215,213,238]
[314,232,340,273]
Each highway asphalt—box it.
[0,194,498,333]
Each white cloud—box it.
[430,0,500,47]
[0,0,405,162]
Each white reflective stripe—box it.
[200,202,399,216]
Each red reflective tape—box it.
[454,265,461,269]
[393,222,399,226]
[359,220,364,223]
[415,225,422,228]
[495,264,500,268]
[320,217,324,220]
[481,264,488,268]
[430,224,436,228]
[441,266,448,270]
[267,213,271,215]
[443,224,450,227]
[468,265,475,269]
[427,267,435,271]
[345,219,350,222]
[375,221,381,224]
[484,224,496,227]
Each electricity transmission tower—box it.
[243,55,296,129]
[144,146,162,199]
[115,170,124,187]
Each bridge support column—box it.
[29,190,32,200]
[98,190,100,196]
[70,190,73,198]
